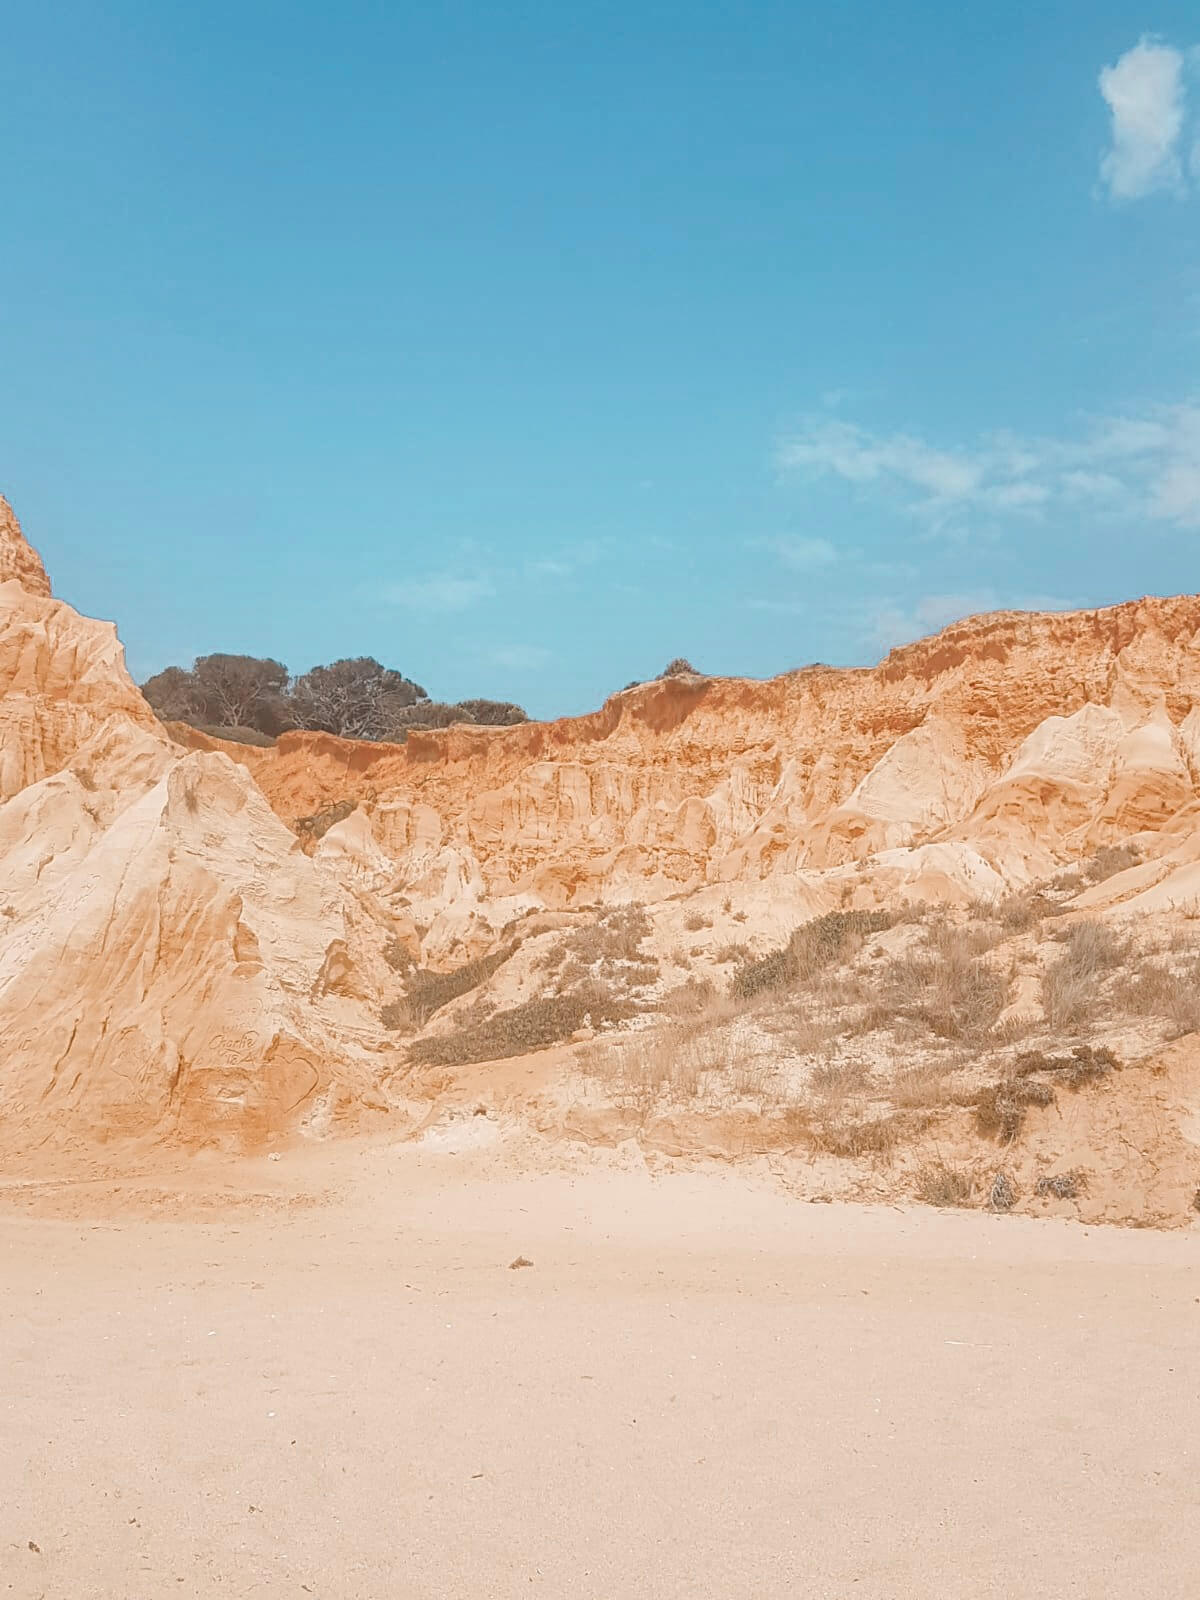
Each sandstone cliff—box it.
[3,500,1200,1216]
[218,594,1200,957]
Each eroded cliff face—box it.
[0,517,395,1152]
[5,495,1200,1162]
[219,595,1200,955]
[0,495,52,599]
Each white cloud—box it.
[384,574,494,612]
[779,421,982,506]
[1098,38,1187,200]
[491,644,552,671]
[1060,469,1125,500]
[773,536,840,570]
[778,402,1200,529]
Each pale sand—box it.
[2,1143,1198,1598]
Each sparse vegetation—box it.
[1084,842,1141,884]
[395,946,515,1030]
[988,1171,1017,1211]
[866,925,1010,1042]
[294,799,356,841]
[1113,954,1200,1037]
[411,982,637,1067]
[914,1162,976,1207]
[971,1046,1118,1144]
[1042,920,1129,1029]
[384,936,414,973]
[731,910,897,1001]
[659,658,699,678]
[1035,1170,1088,1200]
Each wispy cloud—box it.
[865,590,1078,654]
[777,403,1200,528]
[491,643,552,671]
[772,536,840,571]
[524,540,607,582]
[1098,37,1189,200]
[384,574,494,612]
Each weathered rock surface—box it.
[0,528,394,1151]
[4,496,1200,1177]
[228,595,1200,954]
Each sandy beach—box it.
[3,1142,1197,1598]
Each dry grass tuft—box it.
[684,912,712,932]
[988,1171,1018,1211]
[1041,920,1129,1029]
[731,909,897,1001]
[583,1018,762,1106]
[867,940,1009,1042]
[914,1161,976,1207]
[662,977,717,1016]
[1113,955,1200,1037]
[1083,842,1141,884]
[383,936,414,974]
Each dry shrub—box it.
[390,945,515,1031]
[1042,919,1128,1029]
[584,1020,762,1106]
[663,977,717,1016]
[1113,955,1200,1037]
[870,944,1009,1042]
[384,936,414,974]
[808,1114,905,1161]
[1035,1170,1088,1200]
[808,1057,870,1097]
[557,905,654,973]
[1084,842,1141,884]
[412,982,636,1067]
[914,1161,976,1207]
[714,941,751,965]
[684,913,711,932]
[971,1046,1117,1144]
[988,1171,1018,1211]
[1012,1043,1118,1088]
[731,909,897,1001]
[972,1078,1055,1144]
[295,798,356,840]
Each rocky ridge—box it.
[2,497,1200,1222]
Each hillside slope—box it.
[2,497,1200,1220]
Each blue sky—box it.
[2,2,1199,717]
